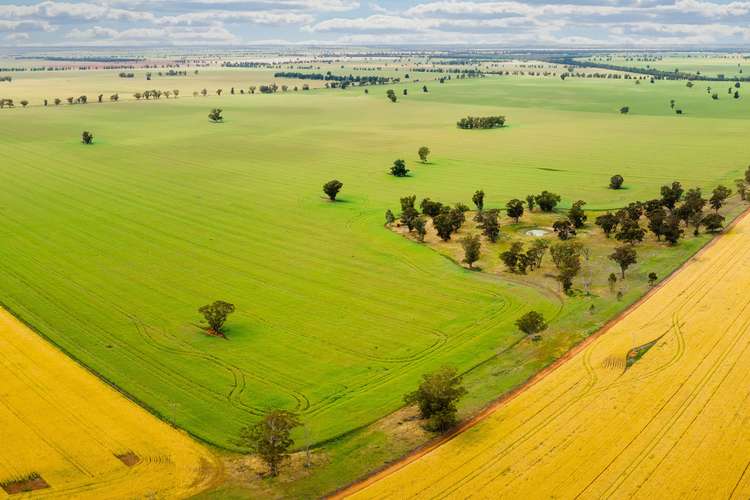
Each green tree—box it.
[413,217,427,242]
[515,311,548,335]
[505,199,524,223]
[525,194,536,211]
[535,191,561,212]
[609,174,624,189]
[620,106,629,114]
[322,180,343,201]
[239,410,301,477]
[550,241,583,293]
[553,219,576,240]
[404,366,467,432]
[198,300,235,334]
[472,190,485,211]
[661,215,684,245]
[386,89,397,103]
[595,212,618,238]
[646,207,667,241]
[648,272,658,286]
[81,131,94,145]
[418,146,431,163]
[477,209,500,242]
[615,218,645,244]
[420,198,444,218]
[385,209,395,224]
[709,185,732,212]
[568,200,587,228]
[609,245,637,279]
[208,108,223,122]
[400,206,420,231]
[400,195,416,211]
[734,179,747,201]
[608,273,617,292]
[390,159,409,177]
[461,234,481,268]
[433,212,454,241]
[526,239,549,270]
[660,181,684,211]
[702,213,725,232]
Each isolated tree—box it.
[660,181,684,211]
[702,213,725,233]
[609,174,624,189]
[709,185,732,212]
[620,106,629,114]
[418,146,431,163]
[54,98,62,105]
[201,88,208,96]
[461,234,481,268]
[553,219,576,240]
[208,108,223,122]
[648,272,658,286]
[515,311,547,335]
[216,89,223,96]
[386,89,397,103]
[477,209,500,242]
[239,410,301,477]
[81,131,94,145]
[20,100,28,108]
[550,241,582,293]
[595,212,619,238]
[535,191,561,212]
[390,159,409,177]
[471,190,485,211]
[609,245,637,279]
[198,300,235,334]
[404,366,467,432]
[323,180,343,201]
[422,85,428,93]
[568,200,587,228]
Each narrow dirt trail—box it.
[0,308,222,499]
[339,209,750,499]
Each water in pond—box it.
[526,229,549,237]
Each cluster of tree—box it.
[134,89,179,100]
[273,71,392,86]
[0,76,12,82]
[392,195,470,244]
[118,72,135,78]
[0,98,14,108]
[456,116,506,129]
[386,89,398,103]
[595,180,736,247]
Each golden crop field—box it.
[0,308,221,499]
[349,210,750,499]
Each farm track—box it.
[0,308,221,499]
[344,209,750,499]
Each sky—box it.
[1,0,750,48]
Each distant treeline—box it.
[551,56,750,82]
[16,55,144,63]
[221,62,273,68]
[274,71,393,85]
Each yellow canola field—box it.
[0,309,221,499]
[352,211,750,499]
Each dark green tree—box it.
[553,219,576,240]
[472,190,485,211]
[550,241,583,294]
[239,410,301,477]
[81,131,94,144]
[525,194,536,211]
[323,180,343,201]
[404,366,467,432]
[660,181,684,211]
[609,245,637,279]
[433,212,454,241]
[477,209,500,242]
[615,218,645,244]
[208,108,223,122]
[506,199,524,223]
[702,213,725,232]
[595,212,619,238]
[390,159,409,177]
[709,185,732,212]
[535,191,561,212]
[568,200,587,228]
[461,234,481,268]
[609,174,624,189]
[198,300,235,334]
[418,146,431,163]
[515,311,548,335]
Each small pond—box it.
[525,229,549,237]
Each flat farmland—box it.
[348,210,750,499]
[0,308,220,499]
[0,75,748,451]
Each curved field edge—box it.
[339,206,750,499]
[0,307,223,499]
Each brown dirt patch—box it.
[115,451,141,467]
[1,474,50,494]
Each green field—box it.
[1,73,748,451]
[583,53,749,78]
